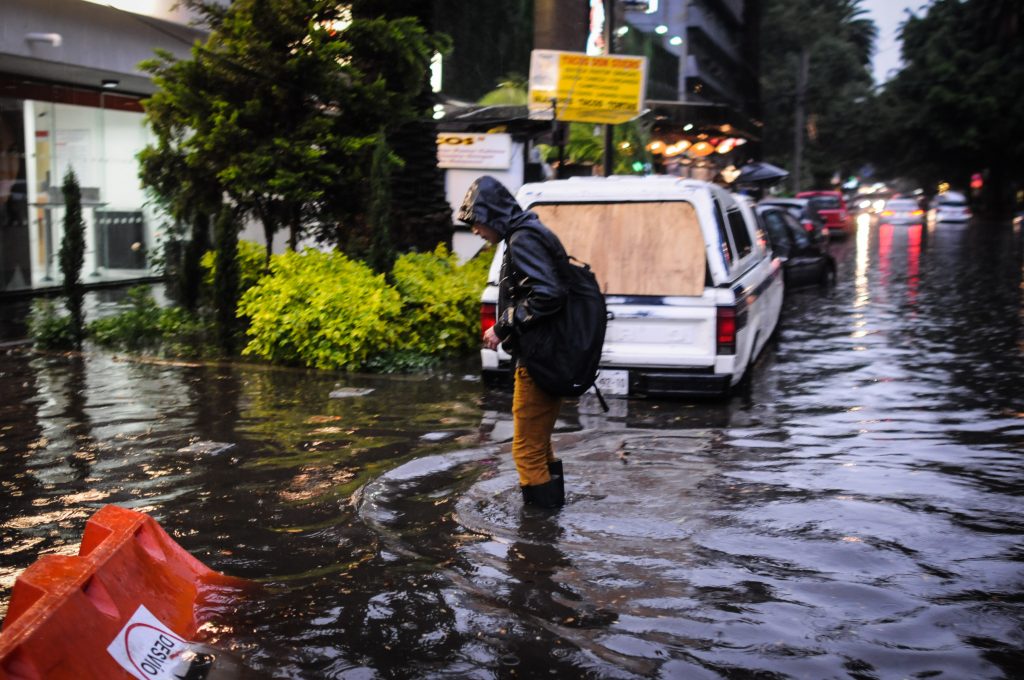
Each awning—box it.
[645,99,762,142]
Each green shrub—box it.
[155,307,214,357]
[200,238,267,306]
[390,244,492,358]
[88,286,166,351]
[87,286,212,356]
[238,249,402,370]
[27,298,75,350]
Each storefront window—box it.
[0,98,29,290]
[0,85,159,292]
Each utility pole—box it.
[792,47,809,194]
[602,0,615,177]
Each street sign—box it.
[528,49,648,125]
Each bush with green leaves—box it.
[390,244,492,358]
[200,238,267,307]
[87,286,163,350]
[27,298,75,350]
[87,286,212,356]
[238,249,403,370]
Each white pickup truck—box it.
[480,176,784,397]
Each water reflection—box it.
[854,213,871,308]
[1,220,1022,677]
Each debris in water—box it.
[329,387,375,398]
[177,441,235,456]
[420,431,456,442]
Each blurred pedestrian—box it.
[457,176,567,509]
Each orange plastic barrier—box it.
[0,505,249,680]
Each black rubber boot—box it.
[548,460,565,507]
[521,478,564,509]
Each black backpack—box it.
[515,230,608,406]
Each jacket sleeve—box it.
[493,229,567,340]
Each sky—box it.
[860,0,930,84]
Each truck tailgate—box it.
[602,302,717,367]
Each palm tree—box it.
[833,0,878,68]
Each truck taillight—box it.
[480,304,496,339]
[716,307,736,355]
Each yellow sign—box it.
[528,49,648,125]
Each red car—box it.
[796,190,851,236]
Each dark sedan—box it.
[758,197,830,247]
[756,204,836,289]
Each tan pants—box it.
[511,365,562,486]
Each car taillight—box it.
[802,220,814,232]
[480,304,496,339]
[716,307,736,355]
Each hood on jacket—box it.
[456,175,528,239]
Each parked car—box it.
[758,197,830,245]
[880,197,925,225]
[796,190,851,236]
[480,176,785,397]
[854,191,893,214]
[755,204,835,289]
[929,191,971,223]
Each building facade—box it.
[0,0,205,294]
[620,0,762,177]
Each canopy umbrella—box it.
[735,161,789,185]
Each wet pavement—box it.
[1,218,1022,678]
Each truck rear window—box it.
[532,201,706,296]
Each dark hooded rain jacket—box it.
[458,176,568,356]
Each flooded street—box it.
[2,218,1023,678]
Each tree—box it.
[539,122,652,176]
[139,0,447,257]
[365,133,395,274]
[351,0,454,254]
[212,204,239,355]
[432,0,534,103]
[139,126,218,311]
[59,168,86,349]
[870,0,1024,216]
[760,0,877,190]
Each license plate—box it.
[593,370,629,396]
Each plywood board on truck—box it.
[532,201,705,296]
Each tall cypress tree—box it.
[179,212,210,312]
[366,133,396,274]
[213,204,240,355]
[59,168,86,349]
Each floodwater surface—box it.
[1,218,1022,678]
